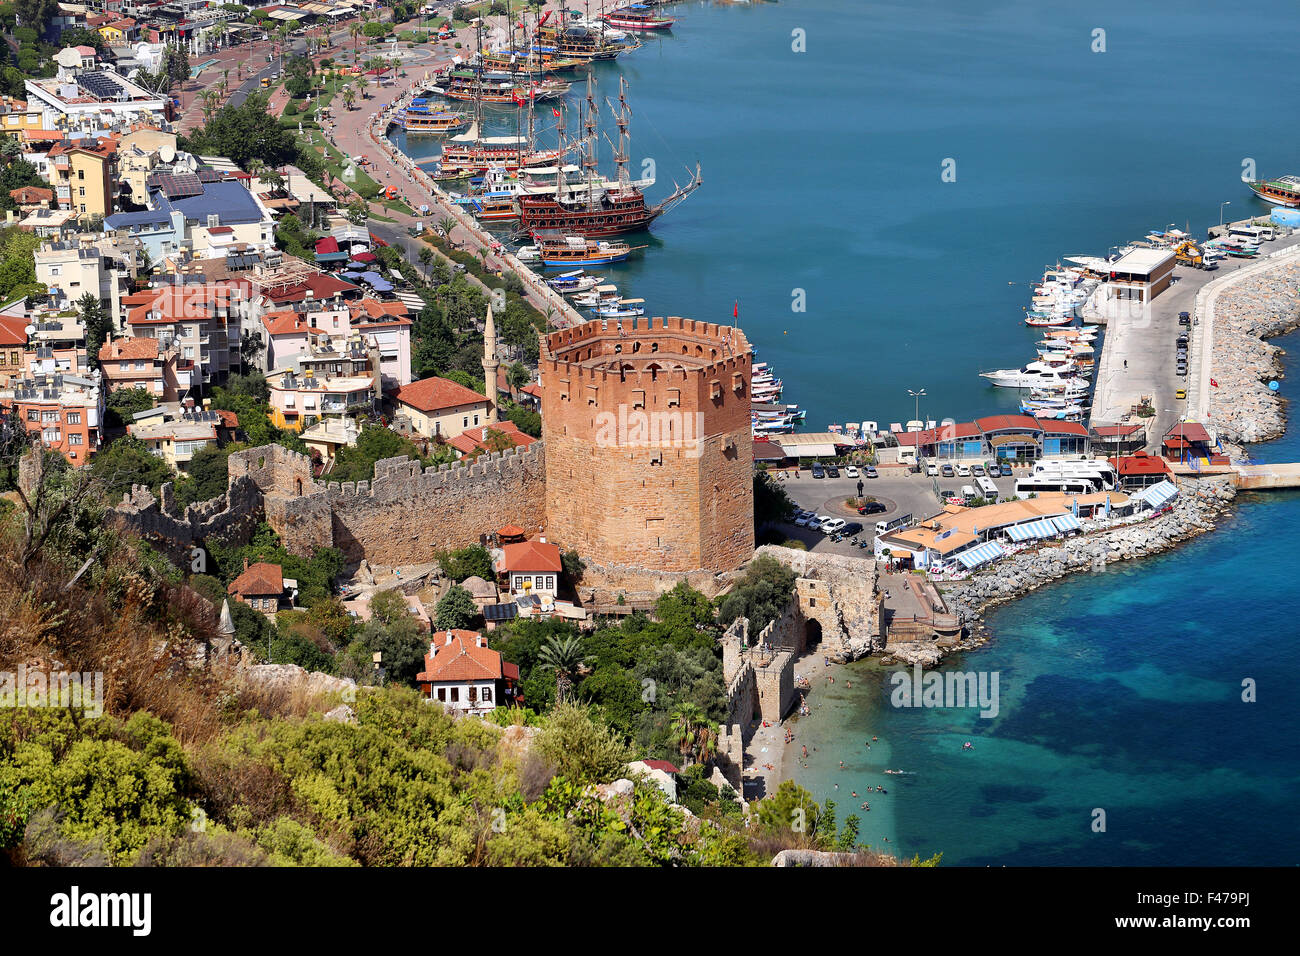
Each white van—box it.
[976,476,999,498]
[961,484,978,503]
[875,513,913,536]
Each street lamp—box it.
[1219,201,1231,228]
[907,388,926,426]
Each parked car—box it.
[827,464,841,478]
[941,463,955,477]
[956,463,971,477]
[865,465,878,478]
[971,463,985,476]
[1179,311,1191,326]
[811,463,825,479]
[821,518,847,535]
[1175,388,1187,400]
[999,462,1013,477]
[926,462,939,477]
[858,502,887,516]
[807,516,825,531]
[842,521,864,536]
[794,510,816,526]
[844,465,859,478]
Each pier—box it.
[1090,227,1300,453]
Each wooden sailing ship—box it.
[517,74,701,237]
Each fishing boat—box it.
[602,4,676,30]
[429,66,569,104]
[517,75,701,237]
[591,297,646,317]
[1246,175,1300,207]
[547,270,603,293]
[535,10,639,61]
[536,231,646,266]
[1024,310,1076,328]
[395,100,468,134]
[980,359,1078,389]
[572,283,620,307]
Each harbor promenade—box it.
[1089,230,1300,453]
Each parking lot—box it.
[768,461,1032,558]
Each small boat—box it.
[1025,310,1076,328]
[395,100,469,134]
[536,232,646,267]
[547,270,603,293]
[591,298,646,318]
[572,283,620,307]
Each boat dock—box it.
[1089,229,1300,453]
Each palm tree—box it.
[417,245,434,278]
[670,704,717,767]
[506,362,530,401]
[342,87,356,110]
[437,214,456,246]
[537,634,586,703]
[349,21,363,54]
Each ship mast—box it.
[471,18,485,150]
[611,75,630,193]
[582,72,599,211]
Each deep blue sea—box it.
[395,0,1300,863]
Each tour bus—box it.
[1031,459,1117,492]
[975,475,999,499]
[1228,223,1275,244]
[875,512,913,536]
[1014,476,1095,499]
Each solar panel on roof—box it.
[148,172,204,199]
[483,603,518,622]
[196,167,222,183]
[77,72,122,99]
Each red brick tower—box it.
[541,316,754,573]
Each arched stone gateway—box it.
[805,619,823,650]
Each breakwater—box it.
[1199,254,1300,450]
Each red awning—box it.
[315,236,340,255]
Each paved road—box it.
[1090,230,1300,451]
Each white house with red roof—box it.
[447,420,538,458]
[416,629,522,715]
[499,537,563,599]
[393,375,493,442]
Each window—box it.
[68,433,82,445]
[463,416,468,428]
[450,687,459,702]
[79,204,85,214]
[473,414,479,426]
[77,169,84,180]
[67,412,80,425]
[42,411,58,424]
[482,687,492,703]
[42,429,60,443]
[26,410,38,422]
[468,686,478,702]
[437,688,446,701]
[78,187,85,197]
[545,575,554,590]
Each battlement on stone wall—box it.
[313,442,544,504]
[542,317,752,387]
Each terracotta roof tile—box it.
[99,336,160,362]
[229,562,284,597]
[501,539,561,574]
[417,630,505,683]
[394,376,489,413]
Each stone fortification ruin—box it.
[113,442,547,564]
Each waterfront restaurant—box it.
[875,491,1130,569]
[975,415,1046,461]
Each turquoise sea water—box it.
[395,1,1300,863]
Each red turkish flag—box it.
[1210,378,1219,387]
[733,300,739,318]
[552,107,561,117]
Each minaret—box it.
[482,302,499,423]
